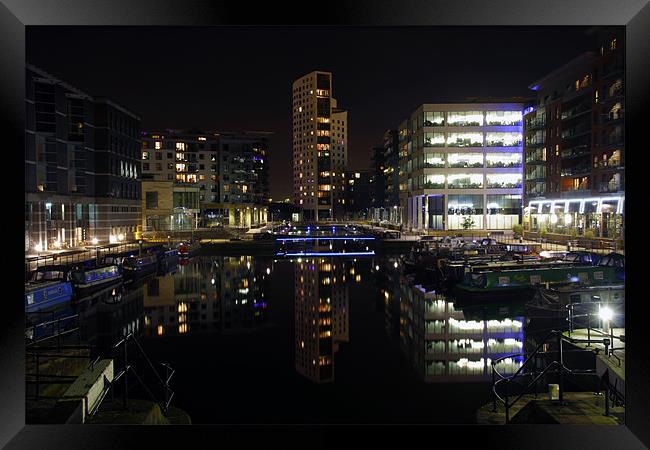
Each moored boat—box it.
[122,253,158,279]
[178,240,201,257]
[25,278,74,313]
[156,248,180,273]
[453,264,622,303]
[69,264,122,298]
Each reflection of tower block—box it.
[294,258,350,383]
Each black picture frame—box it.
[2,1,649,448]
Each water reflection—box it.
[388,261,525,382]
[76,282,143,351]
[294,257,350,383]
[142,256,273,336]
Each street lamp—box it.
[91,237,99,260]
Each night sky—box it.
[27,26,611,199]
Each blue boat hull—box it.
[25,282,74,314]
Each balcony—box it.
[525,119,546,130]
[561,126,590,141]
[560,166,591,177]
[561,103,591,121]
[597,134,624,149]
[423,182,445,189]
[561,144,590,159]
[600,111,624,125]
[524,140,545,148]
[597,182,623,193]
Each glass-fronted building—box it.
[398,103,526,231]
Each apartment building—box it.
[292,71,348,221]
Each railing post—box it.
[491,364,497,412]
[504,378,510,424]
[123,336,128,409]
[35,353,40,400]
[533,353,538,398]
[57,317,61,350]
[587,312,591,347]
[557,332,564,405]
[603,382,610,416]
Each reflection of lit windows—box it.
[155,141,161,150]
[157,325,164,336]
[179,323,188,334]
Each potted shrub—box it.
[539,226,548,242]
[512,224,523,237]
[461,216,475,230]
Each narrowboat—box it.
[178,240,201,257]
[122,253,158,279]
[561,251,602,265]
[156,248,179,273]
[25,278,74,314]
[69,263,122,298]
[598,252,624,268]
[453,264,622,303]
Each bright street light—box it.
[599,306,613,322]
[91,237,99,245]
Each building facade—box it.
[292,71,348,221]
[398,103,526,231]
[343,170,374,220]
[25,64,141,252]
[141,130,270,229]
[523,30,624,241]
[371,129,402,223]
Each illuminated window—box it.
[155,141,161,150]
[485,111,522,126]
[448,153,483,168]
[447,111,483,126]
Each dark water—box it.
[109,254,532,424]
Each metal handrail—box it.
[491,329,568,423]
[565,302,625,353]
[491,327,615,423]
[108,332,175,415]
